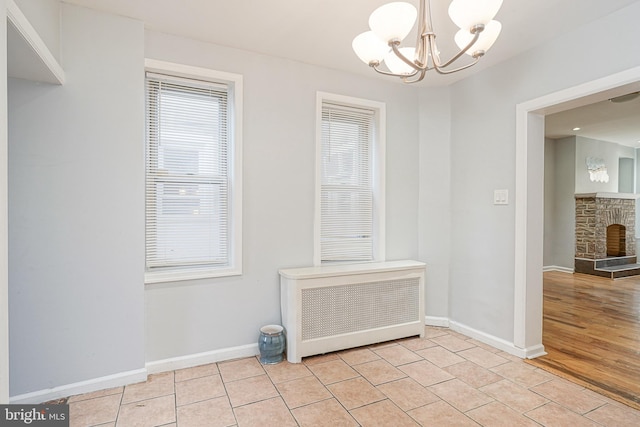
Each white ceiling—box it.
[545,92,640,147]
[60,0,640,143]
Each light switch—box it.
[494,189,508,205]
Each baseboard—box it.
[449,321,546,359]
[146,343,260,375]
[424,316,450,327]
[9,368,147,404]
[543,265,574,273]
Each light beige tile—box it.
[491,361,552,388]
[530,379,606,414]
[428,379,493,412]
[585,403,640,427]
[327,377,386,410]
[467,401,540,426]
[430,334,476,352]
[480,379,548,413]
[398,336,439,352]
[416,346,465,368]
[373,344,423,366]
[175,374,226,406]
[302,353,340,366]
[291,398,358,427]
[67,387,123,404]
[377,377,440,411]
[307,359,359,385]
[263,360,312,384]
[121,371,174,405]
[225,374,279,407]
[464,338,502,353]
[497,351,526,362]
[526,402,601,427]
[218,357,265,382]
[233,397,297,427]
[444,361,503,388]
[275,375,332,409]
[398,360,455,387]
[116,394,176,427]
[174,363,218,382]
[176,396,236,427]
[69,394,121,427]
[352,359,406,385]
[338,347,381,366]
[350,399,419,427]
[458,346,509,368]
[408,400,478,426]
[423,326,449,339]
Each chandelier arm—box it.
[432,29,481,69]
[390,42,427,71]
[433,57,481,75]
[370,62,421,78]
[402,69,428,84]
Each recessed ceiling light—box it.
[573,127,581,131]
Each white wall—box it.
[8,4,145,397]
[447,0,640,343]
[1,0,10,405]
[418,87,451,320]
[143,31,421,362]
[543,138,556,267]
[574,136,635,193]
[544,137,576,270]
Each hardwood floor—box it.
[527,271,640,409]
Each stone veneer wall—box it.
[575,195,636,259]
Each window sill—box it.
[145,266,242,285]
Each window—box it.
[315,92,385,264]
[145,60,242,283]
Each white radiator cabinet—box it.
[279,260,426,363]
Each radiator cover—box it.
[279,260,425,363]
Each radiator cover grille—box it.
[301,278,420,341]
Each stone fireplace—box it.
[575,192,640,278]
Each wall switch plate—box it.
[494,189,509,205]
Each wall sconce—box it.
[586,157,609,183]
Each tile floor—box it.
[66,326,640,426]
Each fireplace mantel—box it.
[575,192,640,200]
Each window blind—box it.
[145,72,230,271]
[320,102,375,261]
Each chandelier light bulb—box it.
[352,31,391,65]
[383,47,417,75]
[454,20,502,56]
[369,2,417,43]
[448,0,503,31]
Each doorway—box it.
[514,66,640,355]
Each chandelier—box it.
[352,0,503,83]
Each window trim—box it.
[314,91,386,266]
[144,59,243,284]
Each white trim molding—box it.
[6,0,65,85]
[424,316,450,328]
[146,343,259,375]
[10,368,147,404]
[542,265,574,274]
[449,321,546,359]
